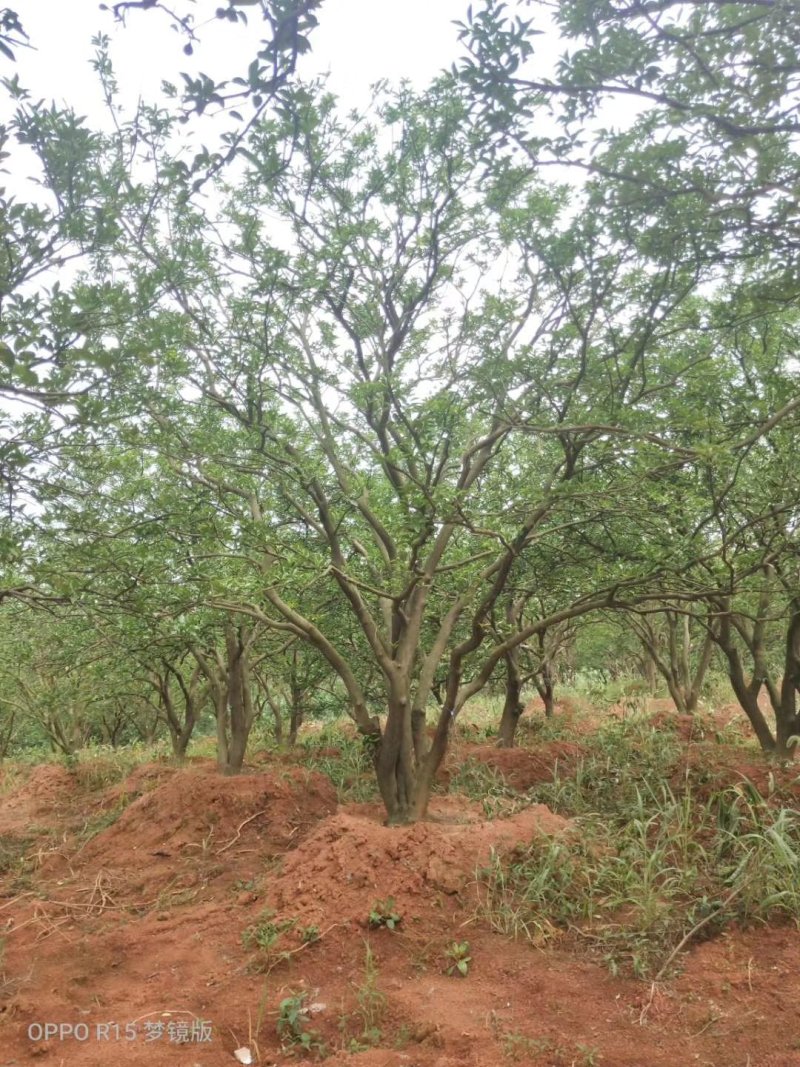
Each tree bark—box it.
[497,650,524,747]
[535,658,556,718]
[375,678,417,824]
[192,645,230,772]
[716,611,776,753]
[776,601,800,756]
[224,621,255,774]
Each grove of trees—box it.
[1,0,799,822]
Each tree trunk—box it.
[642,653,657,695]
[170,663,201,758]
[215,689,229,771]
[224,622,255,774]
[716,614,776,753]
[684,624,717,714]
[497,651,524,747]
[411,705,428,762]
[264,681,284,744]
[536,659,556,718]
[665,676,688,715]
[0,706,16,758]
[288,681,304,745]
[637,610,716,716]
[375,682,417,824]
[776,602,800,757]
[409,700,453,822]
[149,665,198,760]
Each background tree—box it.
[624,600,718,715]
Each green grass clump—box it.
[523,713,681,819]
[477,715,800,978]
[75,794,136,843]
[447,757,517,814]
[300,730,378,803]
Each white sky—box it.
[11,0,472,116]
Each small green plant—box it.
[499,1030,554,1061]
[76,795,133,844]
[299,923,321,944]
[477,742,800,981]
[0,834,32,875]
[448,758,513,808]
[576,1042,602,1066]
[345,940,386,1049]
[368,896,401,930]
[301,731,378,802]
[242,910,296,968]
[276,991,323,1054]
[445,940,471,977]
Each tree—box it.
[74,68,765,820]
[625,600,718,715]
[105,0,324,183]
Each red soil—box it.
[1,732,800,1067]
[443,741,584,791]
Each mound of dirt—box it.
[448,741,584,791]
[268,798,570,927]
[98,761,179,807]
[74,766,337,895]
[649,710,707,742]
[0,764,78,834]
[676,745,800,801]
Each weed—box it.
[242,910,296,971]
[445,939,471,977]
[339,938,386,1045]
[184,828,216,860]
[73,753,139,791]
[156,885,198,910]
[299,923,321,944]
[0,935,30,1000]
[0,764,26,799]
[277,991,324,1055]
[0,834,32,875]
[500,1030,554,1061]
[576,1044,602,1066]
[301,731,377,803]
[242,910,292,950]
[368,896,401,931]
[476,724,800,980]
[448,757,512,802]
[76,796,132,843]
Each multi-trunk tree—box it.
[79,71,775,820]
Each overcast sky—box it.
[12,0,472,116]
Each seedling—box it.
[445,940,471,977]
[242,911,296,952]
[276,992,323,1054]
[299,923,321,944]
[340,940,386,1051]
[368,896,402,931]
